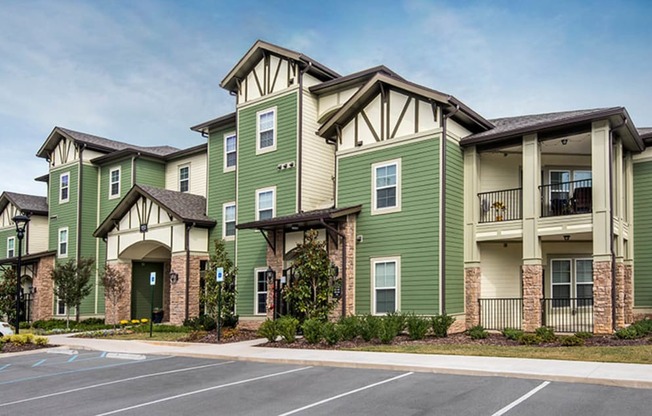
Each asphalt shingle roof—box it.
[56,127,180,156]
[2,192,48,215]
[138,185,212,224]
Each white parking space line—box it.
[31,359,46,367]
[0,364,10,372]
[277,372,413,416]
[0,361,235,408]
[490,381,551,416]
[95,366,313,416]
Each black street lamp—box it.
[12,214,30,335]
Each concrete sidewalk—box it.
[42,333,652,389]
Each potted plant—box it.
[492,201,506,221]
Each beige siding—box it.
[28,215,49,253]
[82,149,105,162]
[189,227,209,253]
[238,56,297,105]
[303,73,321,88]
[316,87,359,121]
[446,119,472,140]
[165,152,207,196]
[479,242,522,298]
[301,90,335,210]
[0,203,18,229]
[479,152,522,193]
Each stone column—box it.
[464,266,481,328]
[104,260,132,325]
[614,262,626,328]
[163,261,171,323]
[265,230,284,320]
[32,255,55,322]
[169,254,187,325]
[593,260,613,334]
[624,263,634,324]
[522,264,543,331]
[327,215,357,319]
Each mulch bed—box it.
[0,342,51,354]
[259,332,652,349]
[180,328,261,344]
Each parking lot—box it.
[1,350,651,415]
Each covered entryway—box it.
[130,262,164,320]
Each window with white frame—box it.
[58,228,68,258]
[109,167,120,198]
[224,133,237,171]
[179,165,190,193]
[372,159,401,214]
[256,108,276,154]
[551,258,593,305]
[372,257,400,314]
[223,202,236,239]
[60,172,70,203]
[7,237,15,258]
[255,269,268,315]
[56,297,66,316]
[256,187,275,220]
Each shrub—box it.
[431,314,455,338]
[359,315,381,342]
[222,314,239,329]
[384,312,406,335]
[519,333,541,345]
[34,336,49,346]
[184,315,217,331]
[81,318,105,326]
[467,325,488,340]
[614,326,639,340]
[277,316,299,343]
[258,319,279,342]
[406,314,430,340]
[322,322,341,345]
[502,327,524,341]
[560,335,585,346]
[338,316,360,341]
[630,319,652,337]
[575,331,593,340]
[535,326,557,343]
[302,318,323,344]
[8,334,28,345]
[378,318,400,344]
[133,324,191,333]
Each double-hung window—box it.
[256,108,276,154]
[551,258,593,307]
[109,167,120,198]
[224,134,237,171]
[179,165,190,193]
[7,237,15,258]
[223,202,236,239]
[58,228,68,258]
[60,172,70,203]
[256,188,275,220]
[255,269,268,315]
[372,159,401,215]
[372,257,400,314]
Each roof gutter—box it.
[77,143,87,264]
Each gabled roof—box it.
[638,127,652,144]
[0,192,48,216]
[94,184,215,238]
[309,65,405,95]
[237,205,362,231]
[318,73,493,138]
[220,40,340,92]
[190,112,237,135]
[90,143,207,165]
[36,127,179,160]
[460,107,644,151]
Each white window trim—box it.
[56,296,67,316]
[179,164,190,193]
[371,158,401,215]
[109,166,121,199]
[222,202,236,241]
[371,256,401,315]
[223,132,237,172]
[255,186,276,221]
[549,257,593,300]
[59,172,70,204]
[255,107,277,155]
[7,236,15,258]
[58,227,69,258]
[254,268,268,316]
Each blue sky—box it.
[1,0,651,196]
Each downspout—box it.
[609,117,626,331]
[320,218,347,317]
[297,61,312,213]
[131,152,141,186]
[440,104,459,315]
[77,144,86,263]
[185,222,193,322]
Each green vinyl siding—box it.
[135,158,166,188]
[48,165,78,259]
[444,139,464,314]
[79,163,100,315]
[100,160,132,220]
[633,161,652,307]
[236,92,298,316]
[0,229,21,259]
[338,137,440,315]
[207,126,237,250]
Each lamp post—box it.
[12,214,30,335]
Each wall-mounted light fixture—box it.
[169,270,179,284]
[563,235,571,241]
[561,139,568,145]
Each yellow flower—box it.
[140,318,149,324]
[119,320,130,325]
[131,319,140,324]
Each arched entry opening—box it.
[120,241,171,321]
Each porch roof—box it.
[94,184,215,238]
[0,250,56,266]
[236,205,362,232]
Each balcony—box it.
[540,178,592,217]
[478,188,522,223]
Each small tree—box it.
[0,268,17,324]
[51,258,95,328]
[283,229,339,322]
[201,239,238,328]
[100,264,127,329]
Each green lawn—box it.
[346,343,652,364]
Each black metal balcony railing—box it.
[541,297,594,333]
[540,179,592,217]
[478,188,522,223]
[479,298,523,330]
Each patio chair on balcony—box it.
[550,198,570,216]
[572,187,592,213]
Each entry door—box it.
[131,262,164,320]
